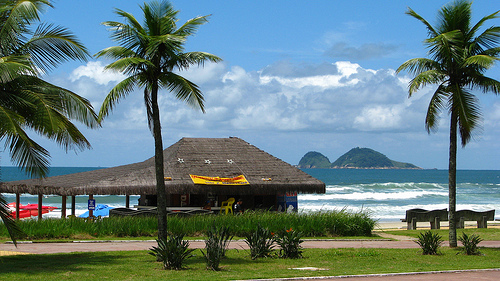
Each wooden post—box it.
[61,196,67,218]
[37,194,43,221]
[126,195,130,208]
[71,195,76,216]
[89,194,94,218]
[15,193,20,220]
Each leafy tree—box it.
[0,0,98,244]
[96,0,221,240]
[397,0,500,247]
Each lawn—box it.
[379,227,500,241]
[1,247,499,280]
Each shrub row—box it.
[0,210,376,240]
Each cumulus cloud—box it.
[65,59,431,135]
[70,61,125,85]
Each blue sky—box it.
[4,0,500,170]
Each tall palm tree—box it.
[0,0,99,244]
[96,0,221,240]
[397,0,500,247]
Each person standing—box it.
[233,199,243,214]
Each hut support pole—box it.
[126,195,130,208]
[15,193,20,220]
[89,194,94,218]
[71,196,76,217]
[37,194,43,221]
[61,196,67,219]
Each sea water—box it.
[301,169,500,222]
[1,167,499,221]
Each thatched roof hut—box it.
[0,137,325,196]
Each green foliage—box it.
[244,224,276,260]
[149,233,195,270]
[332,148,393,168]
[298,151,331,168]
[458,232,483,255]
[200,224,233,270]
[275,228,304,259]
[415,230,443,255]
[2,248,500,280]
[0,0,96,178]
[0,210,376,240]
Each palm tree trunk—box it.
[448,112,458,247]
[151,83,168,241]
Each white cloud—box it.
[70,61,125,85]
[353,105,404,131]
[65,59,431,135]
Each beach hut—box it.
[0,137,325,216]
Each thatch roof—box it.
[0,137,325,196]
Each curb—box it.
[237,268,500,280]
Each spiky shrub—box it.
[415,230,443,255]
[458,232,483,255]
[275,228,304,259]
[200,224,233,271]
[149,233,195,270]
[244,224,275,260]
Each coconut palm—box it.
[396,0,500,247]
[0,0,99,244]
[96,0,221,240]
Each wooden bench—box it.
[456,209,495,229]
[401,208,448,230]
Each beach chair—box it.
[220,198,235,215]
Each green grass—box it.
[0,210,376,240]
[0,248,499,280]
[380,228,500,241]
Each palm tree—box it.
[0,0,99,244]
[96,0,221,240]
[397,0,500,247]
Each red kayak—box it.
[8,203,57,218]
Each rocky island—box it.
[298,147,421,169]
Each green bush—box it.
[458,232,483,255]
[200,224,233,270]
[244,224,275,260]
[415,230,443,255]
[0,210,376,240]
[275,227,304,259]
[149,233,195,270]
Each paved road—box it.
[1,239,499,280]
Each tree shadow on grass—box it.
[0,251,137,276]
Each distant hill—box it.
[297,151,331,168]
[297,147,421,169]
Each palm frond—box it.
[23,23,89,71]
[175,52,222,71]
[160,72,205,113]
[469,9,500,42]
[396,57,440,76]
[473,26,500,52]
[175,15,209,37]
[425,84,449,133]
[468,75,500,95]
[408,70,446,95]
[98,76,138,121]
[449,86,481,146]
[0,55,35,83]
[463,54,497,69]
[0,195,26,246]
[94,46,138,60]
[406,7,438,38]
[104,57,154,74]
[0,0,48,47]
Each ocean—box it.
[1,167,499,222]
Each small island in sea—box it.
[298,147,421,169]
